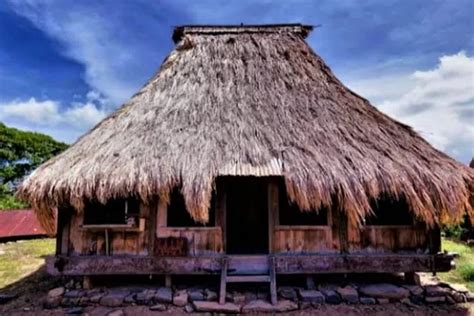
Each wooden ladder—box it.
[219,256,277,305]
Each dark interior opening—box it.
[226,177,268,254]
[167,188,216,227]
[83,198,140,225]
[365,194,413,225]
[278,182,328,225]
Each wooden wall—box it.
[272,226,335,253]
[62,202,154,256]
[59,177,435,257]
[269,179,338,254]
[348,225,429,253]
[156,227,223,255]
[155,199,224,255]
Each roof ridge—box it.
[172,23,314,42]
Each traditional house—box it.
[18,24,473,304]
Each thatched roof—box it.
[18,24,474,233]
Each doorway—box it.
[226,177,269,254]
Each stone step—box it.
[226,275,271,283]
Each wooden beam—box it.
[47,253,454,276]
[274,254,454,274]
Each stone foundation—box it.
[44,279,473,314]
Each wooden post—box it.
[428,226,441,254]
[105,228,110,256]
[219,256,228,305]
[268,179,279,253]
[305,275,316,290]
[148,199,158,255]
[165,275,172,288]
[216,179,227,253]
[157,199,167,228]
[83,276,93,290]
[269,256,277,305]
[59,208,71,255]
[338,209,349,254]
[404,272,421,285]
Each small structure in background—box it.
[0,209,49,242]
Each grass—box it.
[0,238,55,289]
[439,238,474,291]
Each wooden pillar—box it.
[428,226,441,254]
[216,178,227,253]
[165,275,172,288]
[268,179,279,253]
[333,208,348,254]
[305,275,316,290]
[156,199,167,228]
[83,276,93,290]
[269,256,277,305]
[56,208,65,255]
[148,199,158,255]
[59,208,71,255]
[219,257,228,305]
[404,272,421,285]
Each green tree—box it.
[0,122,68,210]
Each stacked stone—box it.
[44,281,474,314]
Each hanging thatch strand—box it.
[18,24,474,234]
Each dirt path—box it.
[3,303,473,316]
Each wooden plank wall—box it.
[269,179,337,254]
[155,199,223,256]
[61,177,434,257]
[156,227,223,255]
[348,225,429,253]
[67,202,152,256]
[273,226,336,253]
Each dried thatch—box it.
[18,24,474,233]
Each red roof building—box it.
[0,209,49,242]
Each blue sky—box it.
[0,0,473,162]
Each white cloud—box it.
[1,98,61,124]
[6,1,168,106]
[347,51,474,163]
[0,92,108,142]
